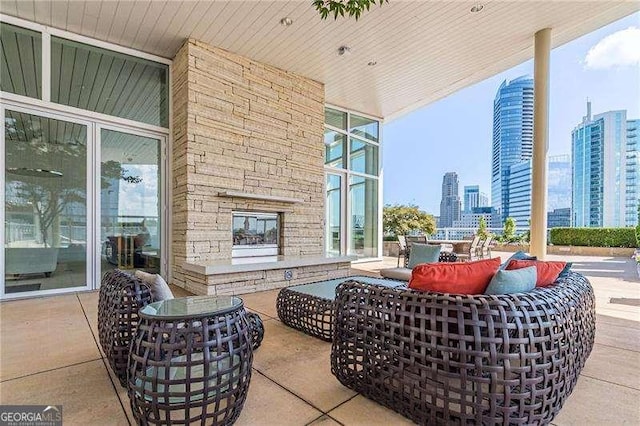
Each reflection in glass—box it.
[350,114,379,142]
[1,23,42,99]
[51,36,169,127]
[325,130,346,168]
[350,138,379,176]
[4,111,87,293]
[325,107,346,130]
[101,129,161,276]
[232,213,279,246]
[349,176,378,257]
[326,175,342,254]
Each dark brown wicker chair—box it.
[98,269,153,387]
[331,272,596,425]
[99,270,265,388]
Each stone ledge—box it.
[183,254,356,275]
[218,190,303,204]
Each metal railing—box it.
[429,227,527,240]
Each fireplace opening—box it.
[232,212,280,258]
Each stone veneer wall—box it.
[171,39,326,289]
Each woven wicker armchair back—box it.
[331,272,596,425]
[98,269,153,387]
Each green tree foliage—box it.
[313,0,388,20]
[636,205,640,246]
[383,204,435,237]
[477,216,489,239]
[502,217,517,243]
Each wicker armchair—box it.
[331,272,596,425]
[98,269,153,387]
[98,270,265,387]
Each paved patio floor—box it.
[1,252,639,425]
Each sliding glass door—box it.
[99,127,162,278]
[3,108,91,295]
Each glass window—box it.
[349,176,378,257]
[325,107,346,130]
[100,129,162,275]
[350,114,379,142]
[1,23,42,99]
[350,138,379,176]
[326,175,341,254]
[325,130,346,168]
[51,37,169,127]
[5,110,87,293]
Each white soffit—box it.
[1,1,638,121]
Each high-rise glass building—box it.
[507,160,532,228]
[463,185,488,213]
[626,119,640,226]
[439,172,461,227]
[572,102,629,227]
[491,76,534,222]
[548,155,572,212]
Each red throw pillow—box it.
[409,257,501,295]
[506,259,566,287]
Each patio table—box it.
[276,275,406,341]
[128,295,255,425]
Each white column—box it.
[530,28,551,259]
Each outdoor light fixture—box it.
[7,167,63,178]
[280,17,293,27]
[470,3,484,13]
[338,46,351,56]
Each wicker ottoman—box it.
[276,275,406,341]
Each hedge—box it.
[549,227,637,248]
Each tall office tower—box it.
[491,76,534,222]
[548,155,572,212]
[625,119,640,226]
[463,185,489,213]
[572,102,631,227]
[507,160,532,228]
[439,172,461,227]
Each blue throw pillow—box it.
[500,250,537,270]
[485,266,537,295]
[407,243,441,269]
[558,262,573,278]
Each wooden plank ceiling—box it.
[1,0,638,120]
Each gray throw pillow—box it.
[135,270,174,301]
[485,266,537,295]
[407,243,441,269]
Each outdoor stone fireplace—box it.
[170,39,352,295]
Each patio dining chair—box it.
[455,235,481,262]
[397,235,407,267]
[479,236,493,259]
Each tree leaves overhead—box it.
[383,204,436,237]
[313,0,388,20]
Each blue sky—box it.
[382,12,640,215]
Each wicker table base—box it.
[276,276,406,341]
[128,296,254,425]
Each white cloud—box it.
[584,27,640,70]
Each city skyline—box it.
[383,12,640,215]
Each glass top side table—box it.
[128,295,258,425]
